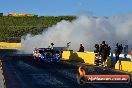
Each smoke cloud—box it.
[21,14,132,54]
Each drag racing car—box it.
[33,48,61,62]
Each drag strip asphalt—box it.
[0,49,132,88]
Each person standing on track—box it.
[130,48,132,59]
[106,44,111,57]
[94,44,99,53]
[119,44,123,54]
[99,41,107,67]
[124,45,128,58]
[115,43,120,63]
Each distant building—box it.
[8,12,37,17]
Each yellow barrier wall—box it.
[62,51,96,64]
[62,51,71,60]
[76,52,95,64]
[115,61,132,72]
[62,51,83,62]
[0,42,21,49]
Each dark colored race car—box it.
[33,48,61,62]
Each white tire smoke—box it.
[21,14,132,54]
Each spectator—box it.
[124,45,128,58]
[130,48,132,59]
[78,44,84,52]
[119,44,123,54]
[99,44,102,55]
[106,44,111,57]
[115,43,120,63]
[99,41,107,67]
[94,44,99,53]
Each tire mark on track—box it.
[19,56,110,88]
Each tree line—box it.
[0,16,76,42]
